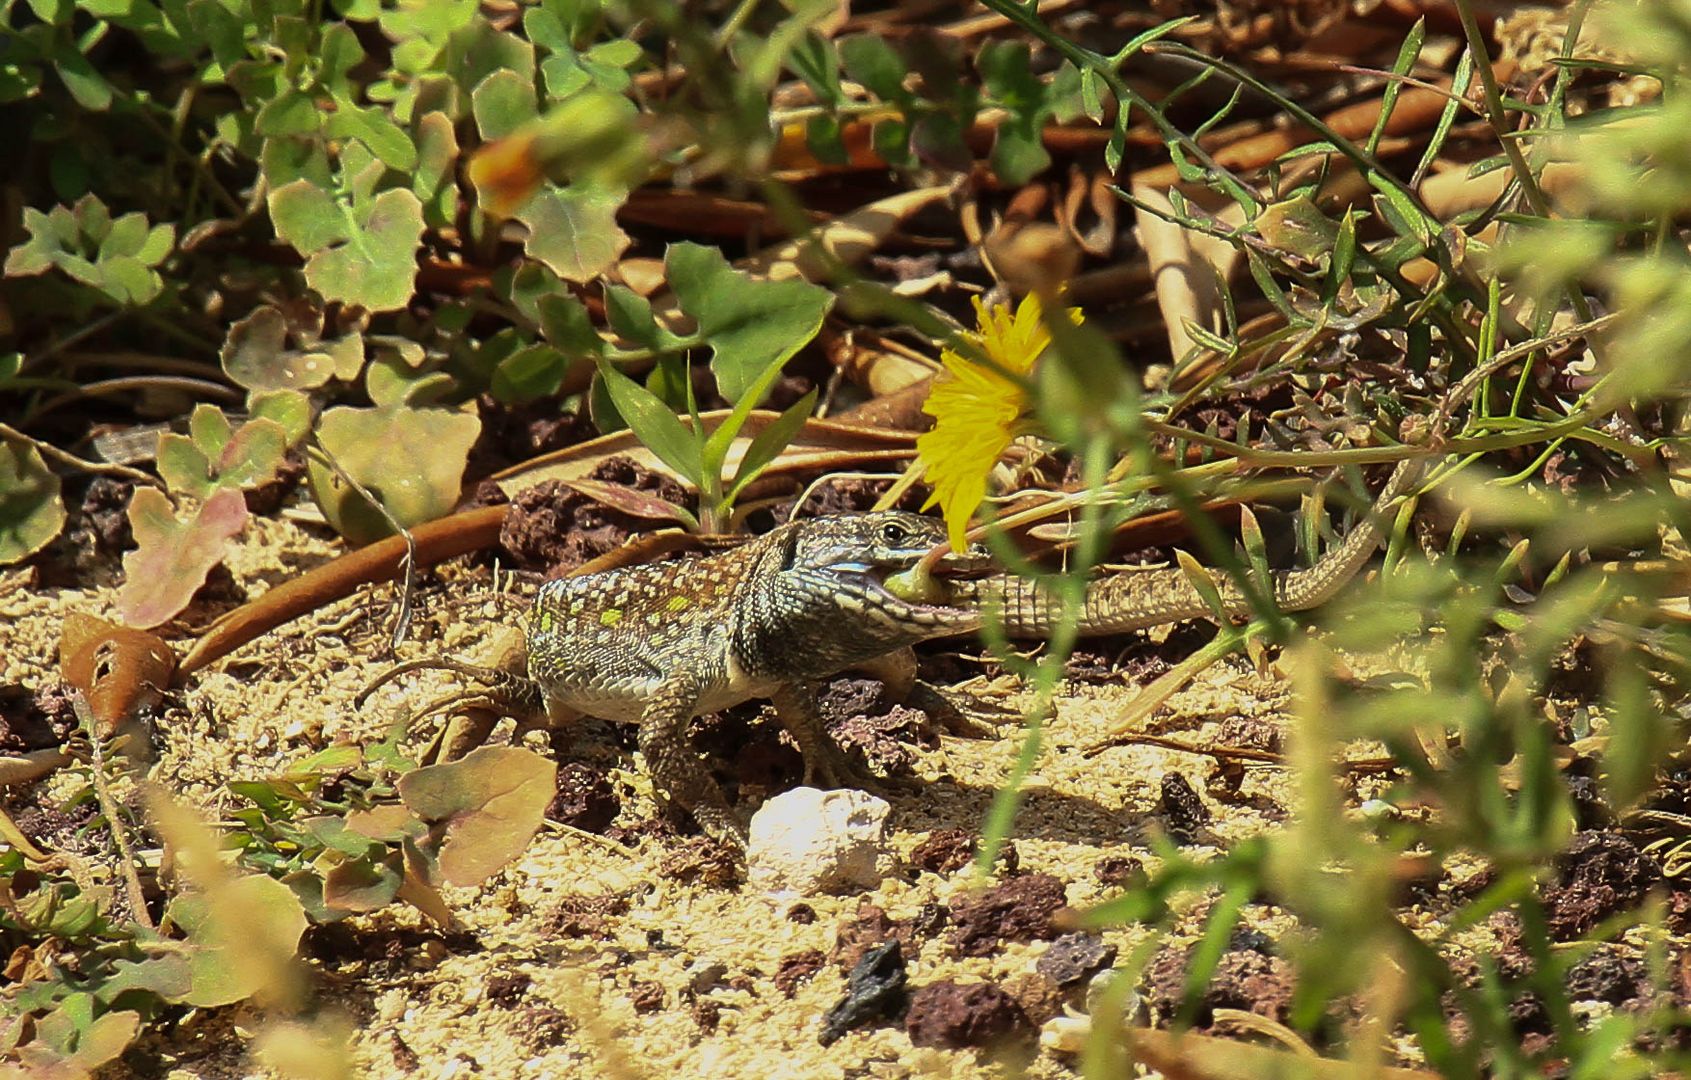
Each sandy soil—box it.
[1,509,1392,1080]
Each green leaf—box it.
[1368,19,1425,156]
[268,180,348,257]
[537,293,603,356]
[491,342,570,402]
[157,433,214,498]
[4,197,169,305]
[788,30,843,106]
[301,188,425,312]
[255,87,322,136]
[805,113,850,165]
[55,44,114,111]
[990,120,1050,186]
[1174,549,1229,622]
[412,111,460,225]
[249,390,313,446]
[307,402,481,543]
[665,241,833,406]
[0,436,66,565]
[603,284,664,349]
[214,418,289,490]
[189,402,233,458]
[319,22,365,93]
[471,67,538,141]
[514,182,630,283]
[728,388,816,501]
[592,357,703,486]
[327,96,418,171]
[839,34,906,100]
[1368,173,1434,250]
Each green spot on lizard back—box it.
[600,608,623,627]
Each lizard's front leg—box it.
[768,682,884,795]
[639,672,744,849]
[851,648,1001,738]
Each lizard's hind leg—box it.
[357,656,553,763]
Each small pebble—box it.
[905,979,1030,1049]
[748,787,891,896]
[685,960,728,995]
[1036,932,1117,988]
[948,873,1068,957]
[819,941,908,1045]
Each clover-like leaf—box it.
[221,306,336,392]
[313,189,425,312]
[307,402,481,544]
[397,746,556,887]
[167,874,308,1008]
[471,67,538,141]
[118,487,248,629]
[412,111,461,227]
[249,389,313,445]
[0,435,66,565]
[4,196,174,305]
[326,94,418,172]
[666,241,834,405]
[515,182,629,283]
[158,405,288,497]
[269,183,425,313]
[155,433,214,498]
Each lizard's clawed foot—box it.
[905,680,1012,739]
[683,802,749,854]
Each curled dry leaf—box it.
[58,613,177,739]
[117,488,247,630]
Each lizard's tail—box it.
[951,456,1425,636]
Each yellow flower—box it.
[916,292,1083,551]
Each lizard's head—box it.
[781,511,986,631]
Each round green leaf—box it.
[0,436,66,565]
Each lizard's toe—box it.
[907,681,1012,739]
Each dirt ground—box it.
[3,507,1449,1080]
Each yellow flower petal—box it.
[915,292,1083,550]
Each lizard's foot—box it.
[769,684,901,799]
[903,680,1011,739]
[685,802,749,854]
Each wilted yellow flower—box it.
[916,292,1083,551]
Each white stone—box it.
[746,786,891,896]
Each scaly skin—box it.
[376,459,1422,849]
[944,457,1424,635]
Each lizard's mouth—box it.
[842,557,988,613]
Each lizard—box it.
[360,456,1424,849]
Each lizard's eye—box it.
[880,522,909,545]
